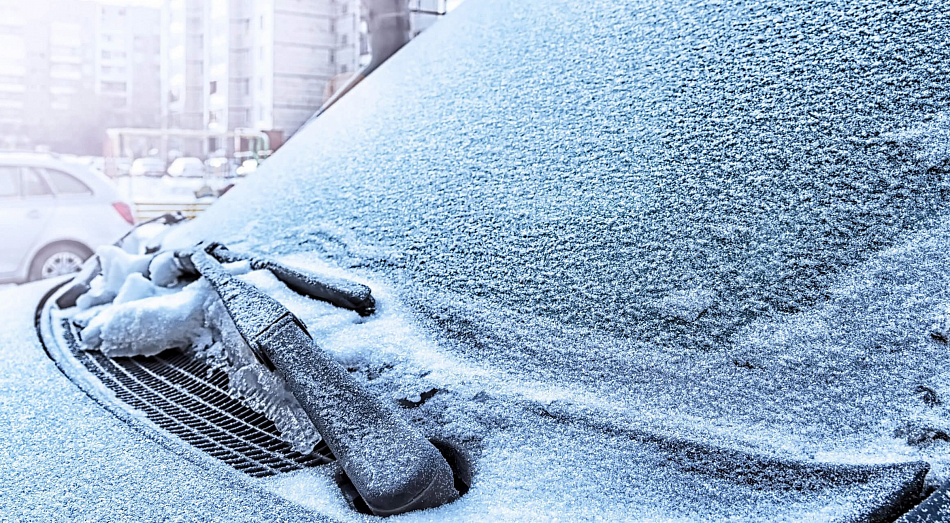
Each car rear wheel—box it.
[29,243,92,281]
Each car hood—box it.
[2,279,937,521]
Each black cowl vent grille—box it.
[70,323,335,477]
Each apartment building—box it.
[0,0,163,154]
[0,0,456,154]
[162,0,454,156]
[162,0,340,155]
[331,0,447,86]
[0,0,99,152]
[162,0,206,131]
[96,5,162,129]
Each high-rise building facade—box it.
[0,0,457,154]
[161,0,207,131]
[96,4,163,129]
[0,0,163,154]
[161,0,455,155]
[0,0,98,152]
[162,0,341,155]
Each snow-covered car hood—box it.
[8,0,950,520]
[1,276,935,521]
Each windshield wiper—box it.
[205,243,375,316]
[168,243,375,316]
[189,246,458,515]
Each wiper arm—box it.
[189,248,458,516]
[171,243,375,316]
[206,243,375,316]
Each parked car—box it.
[74,156,132,177]
[166,157,206,178]
[205,156,240,178]
[129,157,166,177]
[235,158,258,176]
[0,153,134,283]
[5,0,950,521]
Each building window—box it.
[101,81,127,93]
[209,80,217,94]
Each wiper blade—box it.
[189,248,458,515]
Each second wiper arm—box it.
[203,243,376,316]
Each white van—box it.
[0,153,134,282]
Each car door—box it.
[0,166,54,279]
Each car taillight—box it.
[112,202,135,225]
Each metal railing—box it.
[134,201,213,223]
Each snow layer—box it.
[80,276,208,357]
[16,0,950,520]
[164,0,950,465]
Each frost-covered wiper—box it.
[167,242,375,316]
[205,243,375,316]
[189,247,458,515]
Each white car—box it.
[0,153,135,283]
[166,157,206,178]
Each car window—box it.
[0,166,17,198]
[21,168,53,198]
[46,169,92,195]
